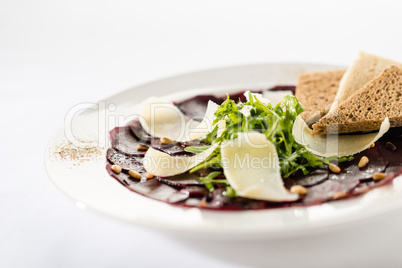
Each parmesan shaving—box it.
[240,105,253,117]
[292,115,390,157]
[139,97,218,142]
[143,143,219,177]
[189,101,219,140]
[221,132,298,202]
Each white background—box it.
[2,0,402,267]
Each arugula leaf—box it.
[190,93,352,179]
[200,171,226,192]
[189,149,221,173]
[224,186,237,198]
[201,125,218,144]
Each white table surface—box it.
[2,1,402,267]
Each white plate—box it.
[44,63,402,239]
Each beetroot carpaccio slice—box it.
[106,87,402,210]
[128,120,152,144]
[177,95,223,121]
[288,168,329,187]
[106,165,189,203]
[107,148,145,173]
[110,126,146,156]
[156,173,204,187]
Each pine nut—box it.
[329,163,341,173]
[160,137,174,145]
[290,185,307,195]
[369,143,375,148]
[111,165,122,174]
[128,169,142,179]
[137,144,149,151]
[146,172,155,179]
[332,192,347,200]
[358,156,369,168]
[373,172,387,181]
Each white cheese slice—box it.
[189,100,219,140]
[143,142,219,177]
[221,132,298,202]
[240,105,253,117]
[329,51,402,113]
[139,97,196,142]
[292,115,390,157]
[140,97,218,142]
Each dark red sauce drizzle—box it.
[106,86,402,210]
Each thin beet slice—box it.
[157,173,203,188]
[329,150,388,182]
[303,176,361,206]
[185,189,232,210]
[291,168,329,187]
[234,197,283,210]
[377,127,402,169]
[112,121,192,156]
[151,139,188,156]
[332,178,360,193]
[177,95,222,120]
[180,186,209,197]
[283,177,296,189]
[110,126,145,156]
[268,85,296,95]
[129,120,200,155]
[128,179,189,203]
[303,180,344,205]
[106,165,189,203]
[352,181,376,195]
[353,168,402,195]
[180,139,202,148]
[128,120,152,144]
[107,148,145,173]
[373,168,402,188]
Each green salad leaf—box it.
[185,92,352,193]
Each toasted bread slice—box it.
[295,70,345,125]
[328,51,402,113]
[312,66,402,135]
